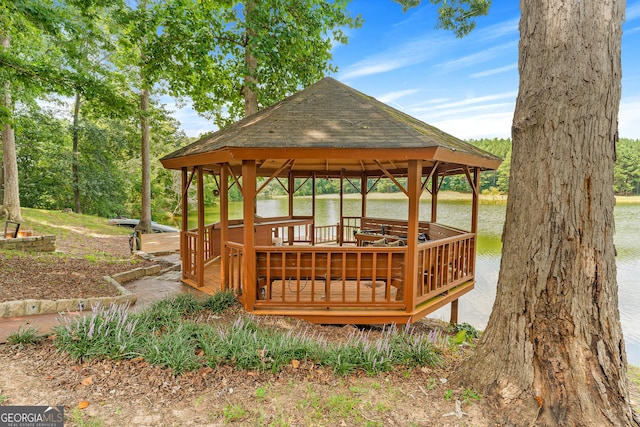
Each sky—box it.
[171,1,640,141]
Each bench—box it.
[256,251,405,301]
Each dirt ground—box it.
[0,233,638,426]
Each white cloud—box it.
[470,63,518,78]
[375,88,421,103]
[435,41,518,72]
[430,111,513,139]
[626,2,640,21]
[619,97,640,139]
[416,102,514,120]
[413,91,517,111]
[338,35,446,80]
[475,18,520,41]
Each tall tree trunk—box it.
[72,91,81,213]
[1,35,22,222]
[243,0,258,117]
[138,86,152,234]
[457,1,638,426]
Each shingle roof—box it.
[161,77,501,171]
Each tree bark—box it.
[1,35,22,222]
[138,86,152,234]
[243,0,258,117]
[72,91,81,213]
[457,1,638,426]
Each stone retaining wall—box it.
[0,265,163,318]
[0,235,56,252]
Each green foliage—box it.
[14,96,190,218]
[53,296,444,376]
[448,322,479,345]
[6,326,42,347]
[614,139,640,195]
[201,291,239,313]
[393,0,491,38]
[462,388,482,403]
[147,0,362,126]
[222,403,248,424]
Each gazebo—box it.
[160,77,501,325]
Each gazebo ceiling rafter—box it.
[373,159,409,197]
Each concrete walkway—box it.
[0,251,207,344]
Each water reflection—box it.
[174,197,640,365]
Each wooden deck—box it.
[178,219,477,324]
[182,258,224,295]
[180,254,474,325]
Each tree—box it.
[457,1,638,425]
[1,35,21,221]
[115,0,160,233]
[149,0,362,126]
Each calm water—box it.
[175,197,640,365]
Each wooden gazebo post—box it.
[361,172,367,221]
[404,160,422,314]
[220,164,229,288]
[180,167,188,262]
[196,166,205,287]
[431,171,438,223]
[242,160,257,311]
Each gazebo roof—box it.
[161,77,501,176]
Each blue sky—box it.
[173,1,640,140]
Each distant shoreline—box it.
[268,191,640,205]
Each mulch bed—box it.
[0,234,159,303]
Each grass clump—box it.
[53,294,445,377]
[55,303,143,361]
[202,291,239,313]
[7,326,42,347]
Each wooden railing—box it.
[341,216,361,244]
[415,232,475,305]
[224,241,244,295]
[182,224,217,282]
[270,216,314,244]
[186,217,475,318]
[182,230,198,281]
[314,224,339,244]
[252,246,407,309]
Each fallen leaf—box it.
[291,360,300,369]
[44,376,55,381]
[78,401,89,409]
[81,376,93,386]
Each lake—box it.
[174,196,640,365]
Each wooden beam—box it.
[226,163,243,193]
[422,161,440,194]
[181,167,189,282]
[220,164,229,288]
[361,172,367,219]
[181,167,196,201]
[242,160,257,311]
[463,166,478,196]
[431,172,438,224]
[373,159,409,197]
[339,170,344,245]
[256,159,295,195]
[197,166,205,287]
[404,159,421,314]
